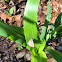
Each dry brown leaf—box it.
[13,14,21,21]
[0,1,7,9]
[0,12,22,26]
[50,0,62,24]
[0,13,12,23]
[47,58,56,62]
[16,0,23,3]
[9,0,14,6]
[12,14,22,27]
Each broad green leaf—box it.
[51,25,62,34]
[45,46,62,62]
[31,51,47,62]
[47,25,62,40]
[9,25,24,36]
[38,40,46,53]
[51,25,62,38]
[48,13,62,34]
[56,32,62,38]
[40,1,51,41]
[9,8,13,15]
[0,21,25,45]
[23,0,40,43]
[54,13,62,28]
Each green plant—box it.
[5,7,13,15]
[5,0,9,3]
[0,0,62,62]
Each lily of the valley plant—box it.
[0,0,62,62]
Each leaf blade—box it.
[31,51,47,62]
[23,0,40,43]
[0,21,25,45]
[45,46,62,62]
[9,8,13,15]
[40,1,51,41]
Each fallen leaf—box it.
[47,58,56,62]
[16,51,25,59]
[0,12,12,23]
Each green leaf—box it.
[23,0,40,43]
[5,0,9,3]
[40,1,51,41]
[46,33,50,41]
[47,25,62,39]
[0,21,25,46]
[47,13,62,34]
[50,14,62,38]
[56,32,62,38]
[51,25,62,34]
[18,45,23,50]
[54,13,62,28]
[45,46,62,62]
[9,8,13,15]
[51,25,62,38]
[5,12,9,15]
[38,40,46,53]
[29,39,46,53]
[9,25,24,36]
[31,51,47,62]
